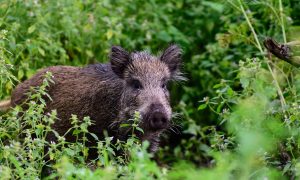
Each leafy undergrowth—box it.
[1,0,300,179]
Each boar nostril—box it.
[150,111,168,130]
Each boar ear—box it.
[110,46,131,78]
[160,44,182,78]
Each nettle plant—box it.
[0,72,57,179]
[203,58,300,178]
[0,30,18,99]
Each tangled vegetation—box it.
[1,0,300,179]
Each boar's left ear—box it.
[110,46,131,78]
[160,44,182,79]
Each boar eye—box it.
[130,79,143,90]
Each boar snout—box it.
[146,103,169,131]
[150,111,168,130]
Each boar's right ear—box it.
[110,46,131,78]
[160,44,183,80]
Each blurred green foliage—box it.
[1,0,300,179]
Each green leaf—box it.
[38,47,45,56]
[226,87,234,97]
[240,77,249,89]
[202,1,224,13]
[213,83,222,89]
[198,103,207,110]
[18,69,24,79]
[106,30,113,40]
[73,129,81,135]
[120,123,130,128]
[65,149,75,156]
[90,133,99,141]
[28,25,36,34]
[157,31,172,42]
[136,127,144,133]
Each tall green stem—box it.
[236,0,287,112]
[238,0,263,53]
[279,0,287,43]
